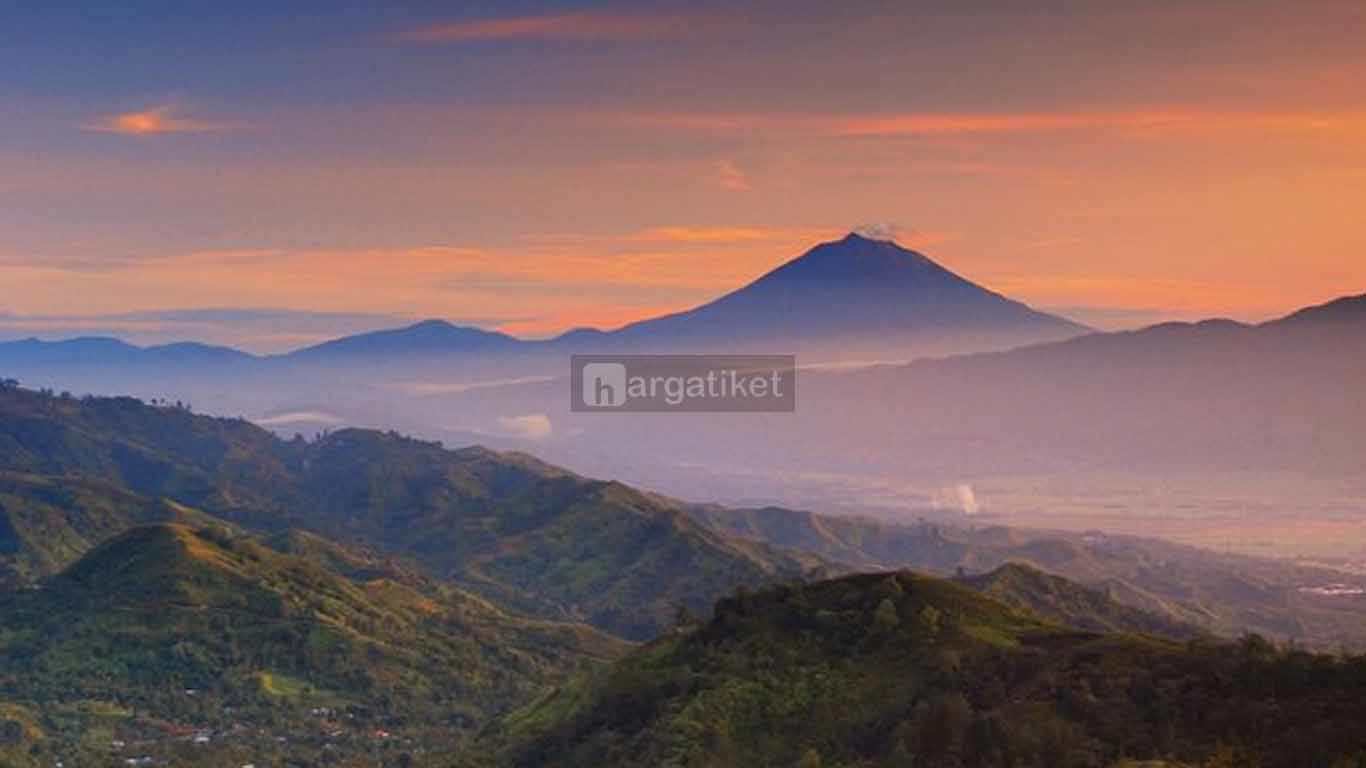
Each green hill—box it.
[0,523,626,766]
[477,570,1366,768]
[959,563,1204,639]
[0,387,295,524]
[0,470,219,588]
[0,386,819,640]
[290,430,823,640]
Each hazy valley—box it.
[1,369,1365,765]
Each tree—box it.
[874,598,901,631]
[672,601,699,631]
[916,604,942,638]
[920,693,972,762]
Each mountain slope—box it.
[0,384,302,530]
[0,523,626,764]
[592,233,1087,353]
[1268,291,1366,327]
[0,385,821,640]
[959,562,1204,638]
[477,570,1366,768]
[288,430,824,639]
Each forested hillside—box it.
[478,570,1366,768]
[0,384,818,640]
[0,523,625,766]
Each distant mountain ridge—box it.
[284,318,522,361]
[2,234,1363,371]
[0,336,253,366]
[561,282,1366,509]
[0,233,1091,366]
[1266,291,1366,327]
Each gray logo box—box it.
[571,355,796,413]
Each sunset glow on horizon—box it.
[3,0,1365,350]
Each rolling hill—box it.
[0,523,626,766]
[476,569,1366,768]
[958,562,1203,638]
[0,471,218,588]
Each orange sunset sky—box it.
[2,0,1364,350]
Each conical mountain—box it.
[599,233,1087,354]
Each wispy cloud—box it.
[497,413,553,441]
[0,226,861,339]
[402,11,694,43]
[715,160,751,192]
[621,108,1366,139]
[834,111,1196,137]
[85,106,229,136]
[835,109,1366,137]
[527,225,839,246]
[852,224,957,250]
[1039,305,1195,331]
[986,274,1298,321]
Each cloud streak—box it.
[623,108,1366,138]
[403,11,694,43]
[716,160,751,192]
[85,106,229,136]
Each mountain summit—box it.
[285,318,520,362]
[756,231,942,280]
[597,232,1088,355]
